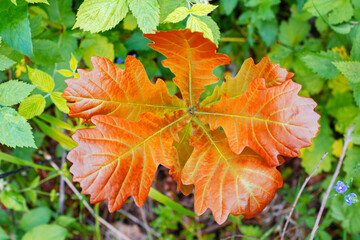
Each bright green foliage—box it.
[82,34,115,68]
[69,53,77,71]
[187,15,213,41]
[0,190,28,211]
[0,0,32,56]
[74,0,128,33]
[351,27,360,61]
[129,0,160,33]
[301,51,342,79]
[220,0,238,16]
[189,3,217,16]
[123,14,138,31]
[22,224,67,240]
[0,107,36,148]
[0,54,16,71]
[159,0,187,22]
[301,116,335,175]
[31,39,64,65]
[333,61,360,83]
[164,7,189,23]
[18,95,46,119]
[56,69,73,77]
[50,92,70,113]
[343,147,360,183]
[279,17,310,47]
[20,207,52,231]
[330,195,360,234]
[0,80,35,106]
[27,66,55,93]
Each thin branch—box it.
[59,114,68,215]
[50,162,131,240]
[280,152,328,240]
[309,125,355,240]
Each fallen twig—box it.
[280,152,328,240]
[50,162,131,240]
[59,114,68,215]
[309,125,354,240]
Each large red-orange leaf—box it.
[62,55,185,121]
[144,29,231,108]
[68,111,189,211]
[182,120,283,224]
[198,78,320,166]
[201,57,294,106]
[172,122,194,195]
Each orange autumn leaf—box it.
[62,55,185,121]
[63,29,320,224]
[198,78,320,166]
[183,123,282,223]
[68,111,189,211]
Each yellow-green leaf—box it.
[123,14,138,30]
[27,66,55,93]
[164,7,189,23]
[186,15,213,41]
[18,95,46,119]
[189,3,217,16]
[74,0,128,33]
[57,69,74,77]
[70,53,77,72]
[50,92,70,113]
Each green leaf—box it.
[38,113,75,132]
[189,3,217,16]
[159,0,187,22]
[220,0,238,16]
[0,54,16,71]
[301,51,342,79]
[279,17,310,47]
[123,14,138,31]
[0,151,55,171]
[25,0,49,4]
[129,0,160,33]
[33,118,77,150]
[333,61,360,83]
[351,26,360,61]
[22,224,67,240]
[69,52,77,72]
[0,0,32,56]
[74,0,127,33]
[27,66,55,93]
[31,39,64,66]
[343,146,360,181]
[82,34,115,68]
[331,23,352,34]
[330,195,360,234]
[186,15,213,41]
[18,95,46,119]
[0,190,28,211]
[197,15,220,45]
[0,226,9,240]
[50,92,69,113]
[0,107,36,148]
[125,31,151,51]
[326,92,360,133]
[0,80,35,106]
[349,81,360,107]
[257,21,278,47]
[328,0,353,25]
[304,0,343,16]
[300,115,335,175]
[20,207,52,231]
[164,7,189,23]
[57,69,74,77]
[44,0,75,28]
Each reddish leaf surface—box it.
[62,55,185,121]
[64,29,320,223]
[201,57,294,107]
[182,122,283,223]
[198,78,320,166]
[68,111,189,211]
[144,29,231,108]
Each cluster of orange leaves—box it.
[62,29,320,224]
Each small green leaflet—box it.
[70,53,78,72]
[123,14,138,31]
[22,224,67,240]
[50,92,70,113]
[0,54,16,71]
[189,3,217,16]
[0,107,36,148]
[0,190,28,211]
[27,66,55,93]
[0,80,35,106]
[187,15,213,41]
[19,95,46,119]
[301,51,342,79]
[164,7,189,23]
[128,0,160,33]
[74,0,128,33]
[279,17,310,47]
[333,61,360,83]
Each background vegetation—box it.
[0,0,360,239]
